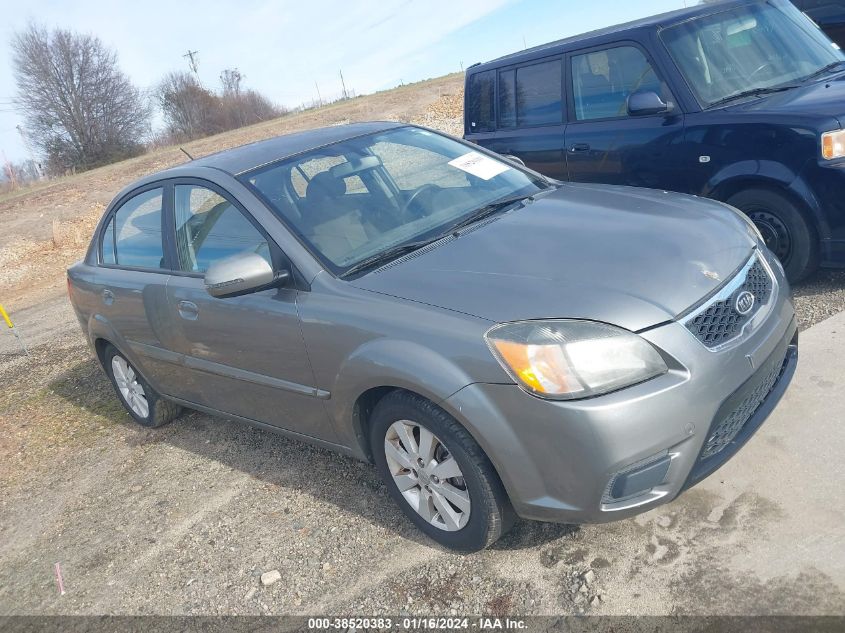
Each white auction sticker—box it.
[448,151,511,180]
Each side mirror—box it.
[627,90,670,117]
[502,154,526,167]
[204,252,288,298]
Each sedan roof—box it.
[190,121,406,175]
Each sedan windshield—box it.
[662,0,844,107]
[241,127,549,275]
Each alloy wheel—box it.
[384,419,471,531]
[111,356,149,418]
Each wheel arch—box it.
[708,175,829,240]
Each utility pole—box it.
[183,49,200,76]
[315,81,323,107]
[339,69,348,100]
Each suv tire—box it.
[727,188,818,282]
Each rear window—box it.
[496,59,564,128]
[102,188,165,269]
[466,70,495,132]
[515,59,563,126]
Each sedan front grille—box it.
[684,255,774,349]
[701,345,786,459]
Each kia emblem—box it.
[735,291,755,315]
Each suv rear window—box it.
[497,59,563,128]
[515,59,563,126]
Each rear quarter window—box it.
[467,70,495,133]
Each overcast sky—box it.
[0,0,688,163]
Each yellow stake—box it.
[0,303,13,329]
[0,302,27,354]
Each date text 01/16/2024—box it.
[307,617,528,630]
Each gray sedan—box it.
[67,122,798,551]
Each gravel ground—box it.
[792,268,845,330]
[0,290,843,617]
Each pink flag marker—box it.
[54,562,65,595]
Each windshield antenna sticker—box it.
[448,151,511,180]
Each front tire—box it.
[370,391,514,552]
[727,189,818,283]
[103,344,181,428]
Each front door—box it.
[565,44,686,190]
[164,181,336,442]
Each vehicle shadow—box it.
[48,359,579,553]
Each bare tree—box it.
[220,68,244,98]
[157,71,221,141]
[11,24,151,174]
[158,68,285,142]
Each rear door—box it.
[489,58,568,180]
[163,180,336,442]
[564,42,687,190]
[96,185,183,394]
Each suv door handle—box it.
[177,300,199,321]
[102,289,115,305]
[569,143,591,153]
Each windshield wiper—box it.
[341,236,446,278]
[341,193,536,278]
[447,194,535,234]
[707,85,795,109]
[801,60,845,82]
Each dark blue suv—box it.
[464,0,845,281]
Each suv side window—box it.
[173,184,272,273]
[102,188,165,269]
[498,59,563,127]
[571,46,671,121]
[467,70,495,132]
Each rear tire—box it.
[370,390,514,552]
[727,189,818,283]
[103,344,181,428]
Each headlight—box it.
[484,320,668,400]
[821,129,845,160]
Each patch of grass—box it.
[0,353,129,490]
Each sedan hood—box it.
[351,184,756,331]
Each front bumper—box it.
[443,254,798,524]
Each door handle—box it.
[569,143,591,153]
[102,289,115,305]
[177,300,199,321]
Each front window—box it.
[571,46,672,121]
[242,127,549,276]
[173,184,272,273]
[662,0,844,107]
